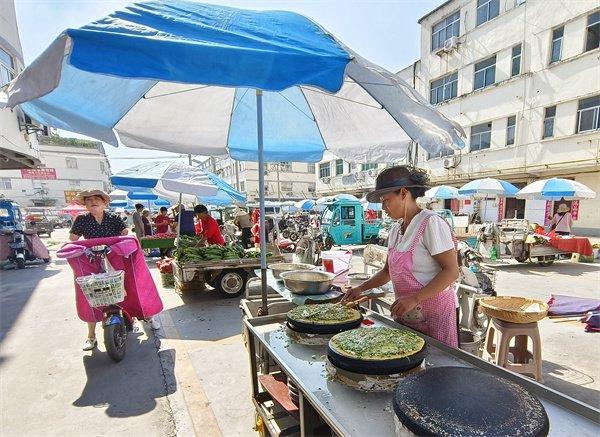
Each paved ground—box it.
[1,229,598,436]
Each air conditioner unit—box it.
[444,36,460,52]
[443,156,459,169]
[322,177,331,184]
[367,169,378,177]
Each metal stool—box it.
[483,318,543,382]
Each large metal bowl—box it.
[279,270,336,295]
[269,262,315,280]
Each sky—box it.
[14,0,440,172]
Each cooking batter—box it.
[343,166,459,347]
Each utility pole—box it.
[188,154,192,166]
[235,160,240,191]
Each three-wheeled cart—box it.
[140,235,176,257]
[173,245,283,297]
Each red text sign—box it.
[20,168,57,180]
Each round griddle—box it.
[327,340,428,375]
[286,314,362,335]
[393,367,549,437]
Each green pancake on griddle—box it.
[287,303,362,325]
[330,327,425,361]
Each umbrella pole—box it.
[176,193,182,239]
[256,89,268,316]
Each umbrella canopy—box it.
[109,200,129,208]
[516,178,596,201]
[2,1,465,315]
[62,203,87,217]
[315,194,358,211]
[2,1,465,162]
[110,161,245,206]
[424,185,464,200]
[360,196,383,212]
[109,189,128,201]
[458,178,519,197]
[294,199,315,211]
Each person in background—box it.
[172,205,196,237]
[194,204,225,246]
[365,209,377,220]
[252,208,260,225]
[154,207,171,234]
[251,220,261,248]
[142,209,152,236]
[132,203,145,239]
[549,203,573,236]
[69,190,128,351]
[343,166,460,347]
[234,209,253,248]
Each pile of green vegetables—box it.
[174,236,271,263]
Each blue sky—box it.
[14,0,439,172]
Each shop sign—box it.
[20,168,57,180]
[571,200,579,220]
[497,198,504,222]
[544,201,552,226]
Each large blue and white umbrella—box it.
[459,178,519,197]
[516,178,596,201]
[1,1,465,313]
[424,185,465,200]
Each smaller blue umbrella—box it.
[516,178,596,200]
[424,185,465,200]
[294,199,315,211]
[459,178,518,197]
[109,200,129,207]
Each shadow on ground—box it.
[160,288,244,342]
[491,261,599,277]
[542,360,600,407]
[73,332,176,418]
[0,265,61,343]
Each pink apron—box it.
[388,213,458,347]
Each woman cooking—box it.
[343,166,460,347]
[69,190,129,351]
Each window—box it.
[361,163,378,171]
[431,11,460,51]
[335,159,344,176]
[476,0,499,26]
[506,116,516,145]
[307,163,316,173]
[511,44,522,77]
[0,47,15,87]
[543,106,556,138]
[319,162,331,179]
[586,11,600,52]
[550,26,564,64]
[99,161,106,174]
[430,72,458,104]
[239,181,245,192]
[69,180,81,188]
[349,162,357,172]
[0,177,12,189]
[428,149,454,159]
[577,95,600,133]
[340,206,356,225]
[474,56,496,90]
[281,182,293,192]
[279,161,292,172]
[470,122,492,151]
[66,157,78,169]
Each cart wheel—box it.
[515,255,528,263]
[282,229,290,239]
[324,236,334,251]
[16,258,25,269]
[43,258,50,263]
[289,232,299,242]
[214,269,247,298]
[537,256,555,267]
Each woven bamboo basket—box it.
[479,296,548,324]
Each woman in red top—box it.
[153,206,172,234]
[194,205,225,245]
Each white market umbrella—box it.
[2,1,465,314]
[424,185,465,200]
[516,178,596,200]
[459,178,518,222]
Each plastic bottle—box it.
[490,245,498,262]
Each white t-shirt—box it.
[387,210,455,286]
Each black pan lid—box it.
[393,366,549,436]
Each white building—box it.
[315,151,385,197]
[196,157,317,202]
[0,135,111,207]
[0,0,41,169]
[318,0,599,235]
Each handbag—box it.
[550,213,566,231]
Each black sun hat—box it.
[365,166,430,203]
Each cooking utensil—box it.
[347,273,371,287]
[286,304,363,334]
[343,290,387,307]
[269,262,315,280]
[393,367,549,436]
[279,270,337,295]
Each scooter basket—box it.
[76,271,126,308]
